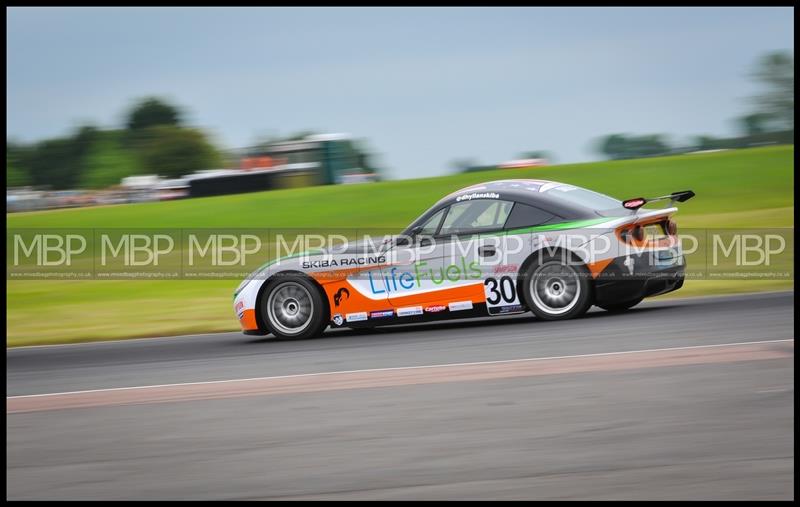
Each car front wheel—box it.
[260,276,328,339]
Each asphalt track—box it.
[6,291,795,500]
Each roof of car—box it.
[458,179,557,192]
[403,179,624,234]
[422,179,606,222]
[438,179,564,204]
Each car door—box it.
[385,198,516,315]
[343,208,450,321]
[375,207,454,315]
[436,198,529,316]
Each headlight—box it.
[234,277,252,297]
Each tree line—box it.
[451,50,793,172]
[7,98,222,189]
[7,51,794,187]
[596,51,793,161]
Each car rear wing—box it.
[622,190,695,210]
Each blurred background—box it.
[6,7,793,211]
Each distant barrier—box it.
[188,169,317,198]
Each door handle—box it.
[478,246,496,257]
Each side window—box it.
[439,200,514,236]
[504,203,557,229]
[418,208,446,235]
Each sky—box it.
[6,7,794,180]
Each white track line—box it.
[7,338,793,400]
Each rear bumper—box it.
[593,253,685,306]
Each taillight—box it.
[666,219,678,236]
[618,219,674,246]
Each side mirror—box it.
[395,227,419,247]
[395,227,435,248]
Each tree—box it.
[25,138,83,189]
[138,126,222,178]
[750,51,793,131]
[6,159,30,188]
[634,134,671,158]
[693,135,722,151]
[126,97,182,131]
[8,125,101,189]
[737,113,772,136]
[598,133,672,160]
[79,134,143,189]
[599,134,630,160]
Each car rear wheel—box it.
[261,276,328,339]
[521,254,592,321]
[597,297,643,313]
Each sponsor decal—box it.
[493,264,519,274]
[396,306,423,317]
[366,257,482,296]
[332,314,344,326]
[346,312,368,322]
[234,301,244,312]
[234,301,245,319]
[448,300,473,311]
[424,305,447,313]
[369,310,394,319]
[492,304,525,315]
[456,192,500,202]
[334,287,350,306]
[302,255,386,270]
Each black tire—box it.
[259,275,328,339]
[520,252,593,321]
[597,297,643,313]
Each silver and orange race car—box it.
[233,179,694,339]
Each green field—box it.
[7,146,794,346]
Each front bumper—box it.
[234,279,264,334]
[594,251,685,306]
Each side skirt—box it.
[333,303,496,329]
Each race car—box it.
[233,179,694,339]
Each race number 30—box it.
[484,276,525,315]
